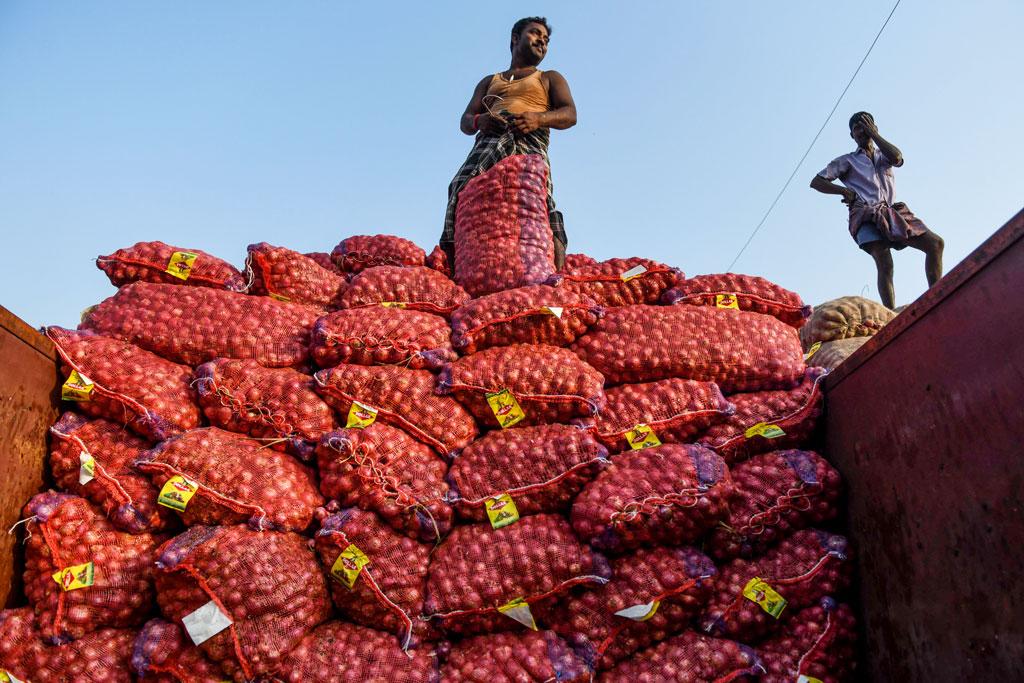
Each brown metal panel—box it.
[825,208,1024,681]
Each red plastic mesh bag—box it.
[245,242,348,309]
[424,514,611,635]
[313,363,478,457]
[707,450,843,561]
[154,525,332,680]
[701,529,852,643]
[699,368,826,464]
[448,424,609,522]
[426,244,452,277]
[136,427,323,532]
[570,444,733,553]
[81,281,319,368]
[571,304,805,391]
[662,273,812,328]
[453,154,556,297]
[599,630,761,683]
[49,412,174,534]
[758,598,858,683]
[97,240,245,291]
[584,378,735,453]
[21,492,163,643]
[331,234,426,274]
[442,630,591,682]
[340,265,470,317]
[438,344,606,429]
[562,253,598,271]
[449,284,601,355]
[549,257,679,308]
[130,618,225,682]
[316,425,452,542]
[194,358,336,462]
[47,327,200,442]
[539,546,717,670]
[304,251,345,274]
[310,307,456,370]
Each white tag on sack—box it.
[797,676,825,683]
[79,451,96,485]
[543,306,564,319]
[0,670,26,683]
[497,597,537,630]
[615,600,661,621]
[182,600,233,646]
[620,265,647,282]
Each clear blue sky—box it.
[2,1,1021,328]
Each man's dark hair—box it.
[849,111,874,130]
[510,17,551,52]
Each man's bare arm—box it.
[855,113,903,166]
[810,175,857,203]
[508,70,577,135]
[460,75,505,136]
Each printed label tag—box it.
[485,493,520,529]
[0,670,26,683]
[542,306,564,319]
[497,597,537,630]
[182,600,232,646]
[79,451,96,485]
[744,422,786,439]
[330,543,370,589]
[797,677,824,683]
[268,292,292,302]
[715,293,740,310]
[380,301,407,309]
[61,370,94,402]
[158,475,199,511]
[485,389,526,429]
[742,577,787,618]
[51,562,94,592]
[804,341,822,361]
[615,600,661,621]
[620,265,647,282]
[625,423,662,450]
[165,251,199,281]
[346,400,379,429]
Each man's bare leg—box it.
[865,241,896,309]
[907,232,945,286]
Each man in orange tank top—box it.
[440,17,578,271]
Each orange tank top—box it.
[484,70,550,116]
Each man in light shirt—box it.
[811,112,944,309]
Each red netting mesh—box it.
[316,425,452,543]
[313,363,478,457]
[570,444,733,553]
[453,154,556,297]
[447,424,609,522]
[799,296,895,350]
[438,344,606,429]
[194,358,336,462]
[340,265,470,318]
[707,450,843,561]
[426,244,452,277]
[22,492,163,643]
[130,618,225,682]
[96,240,245,291]
[310,307,456,371]
[561,253,598,271]
[442,630,590,682]
[136,427,323,532]
[245,242,348,309]
[549,257,679,308]
[331,234,427,274]
[449,284,601,355]
[46,327,200,442]
[662,273,812,328]
[570,304,805,391]
[758,599,858,683]
[80,281,319,368]
[303,251,345,275]
[154,525,332,680]
[599,630,762,683]
[49,412,175,534]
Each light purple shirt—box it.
[818,147,902,206]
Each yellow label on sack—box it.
[61,370,94,402]
[0,669,26,683]
[715,293,740,310]
[158,475,199,511]
[485,493,520,529]
[380,301,407,309]
[330,543,370,589]
[625,423,662,450]
[804,341,822,361]
[744,422,786,439]
[346,400,379,429]
[165,251,199,280]
[542,306,564,319]
[79,451,96,486]
[797,677,824,683]
[268,292,291,302]
[742,577,787,618]
[486,389,525,429]
[620,265,647,282]
[497,597,537,630]
[52,562,94,592]
[615,600,661,621]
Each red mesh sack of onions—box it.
[570,444,733,554]
[81,281,319,368]
[662,273,812,328]
[583,378,734,453]
[562,252,598,271]
[426,244,452,277]
[97,240,245,291]
[310,307,455,370]
[438,344,606,429]
[340,265,470,318]
[539,546,717,671]
[447,424,609,522]
[316,425,452,543]
[548,257,679,308]
[244,242,348,309]
[154,525,332,680]
[47,327,200,442]
[699,367,826,464]
[20,492,163,644]
[707,450,843,561]
[135,427,323,532]
[424,514,612,636]
[49,412,175,534]
[571,304,805,391]
[599,630,762,683]
[453,154,556,297]
[701,529,852,643]
[758,598,858,683]
[304,251,345,274]
[313,363,478,457]
[442,630,591,683]
[131,618,225,683]
[449,284,602,355]
[331,234,426,274]
[193,358,335,462]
